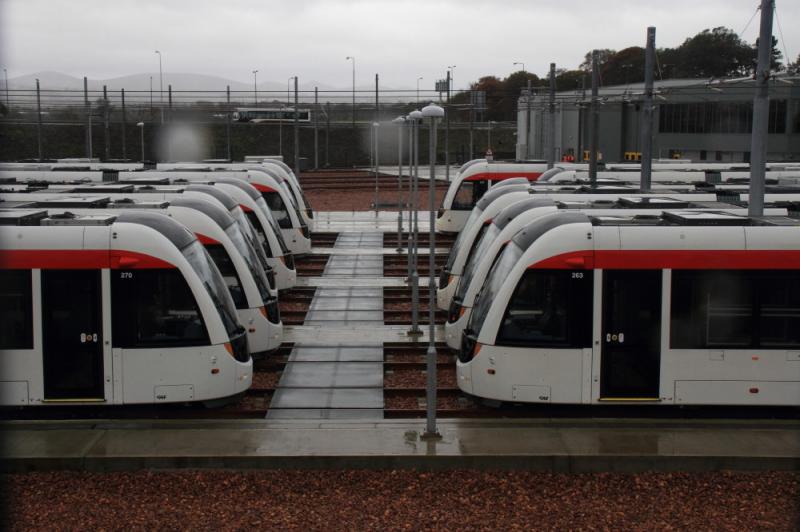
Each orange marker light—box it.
[224,343,234,357]
[259,306,268,319]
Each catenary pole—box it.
[36,78,43,162]
[749,0,774,217]
[640,27,656,191]
[589,50,599,186]
[121,89,127,161]
[547,63,556,169]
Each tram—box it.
[436,161,548,233]
[457,210,800,406]
[444,197,793,349]
[436,186,720,310]
[0,209,252,406]
[10,194,284,355]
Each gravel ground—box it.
[2,471,797,530]
[305,187,447,211]
[385,368,457,388]
[251,371,281,389]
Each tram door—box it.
[600,270,661,399]
[42,270,104,400]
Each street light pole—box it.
[513,61,525,73]
[446,65,455,182]
[155,50,164,123]
[252,70,258,106]
[3,68,9,110]
[421,102,445,440]
[416,76,423,103]
[393,116,406,250]
[407,109,423,338]
[373,121,380,215]
[137,122,145,162]
[346,56,355,131]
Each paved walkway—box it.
[3,418,797,472]
[268,232,386,420]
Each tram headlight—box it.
[438,268,450,288]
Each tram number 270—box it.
[119,272,134,279]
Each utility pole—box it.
[314,87,319,169]
[749,0,775,217]
[641,26,656,191]
[526,80,532,160]
[226,85,232,161]
[84,76,92,160]
[374,73,380,214]
[35,79,43,162]
[589,50,600,186]
[421,103,444,441]
[294,76,300,176]
[103,85,110,161]
[445,69,450,181]
[325,101,330,167]
[547,63,556,169]
[121,89,127,161]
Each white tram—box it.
[457,210,800,406]
[1,190,284,354]
[444,197,792,350]
[436,184,531,309]
[0,209,252,406]
[436,185,720,310]
[436,161,548,233]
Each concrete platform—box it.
[2,418,797,472]
[283,325,444,344]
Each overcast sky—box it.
[1,0,798,88]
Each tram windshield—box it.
[231,207,271,271]
[181,240,242,337]
[224,223,272,302]
[262,191,292,228]
[445,207,484,270]
[455,223,501,302]
[256,197,291,255]
[466,242,523,336]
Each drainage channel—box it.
[267,232,385,420]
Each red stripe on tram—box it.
[0,250,175,269]
[529,249,800,270]
[464,172,543,182]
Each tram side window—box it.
[0,270,33,349]
[204,244,247,309]
[112,269,209,348]
[671,270,800,349]
[452,180,489,211]
[497,270,593,348]
[262,192,292,229]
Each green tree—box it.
[579,49,616,72]
[673,27,754,78]
[601,47,645,86]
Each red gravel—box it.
[2,471,798,530]
[305,186,446,211]
[384,395,474,411]
[279,300,310,313]
[385,353,453,364]
[385,368,457,389]
[252,371,281,389]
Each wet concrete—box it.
[2,418,797,472]
[268,232,386,420]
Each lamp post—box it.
[373,121,380,215]
[136,122,145,162]
[3,68,8,110]
[445,65,455,182]
[154,50,163,123]
[421,102,444,440]
[346,56,355,130]
[416,76,423,103]
[392,116,406,250]
[407,109,423,337]
[513,61,525,73]
[252,70,258,106]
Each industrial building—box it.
[516,75,800,164]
